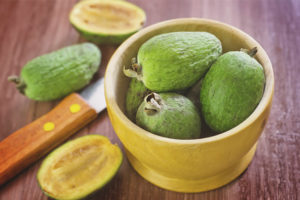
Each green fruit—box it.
[200,48,265,133]
[9,43,101,101]
[136,92,201,139]
[125,77,150,122]
[124,32,222,92]
[37,135,123,200]
[69,0,146,45]
[186,78,203,110]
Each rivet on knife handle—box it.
[43,122,55,132]
[70,104,81,113]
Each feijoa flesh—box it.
[69,0,146,45]
[37,135,122,200]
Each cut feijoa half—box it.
[37,135,123,200]
[69,0,146,45]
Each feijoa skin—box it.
[9,43,101,101]
[186,78,203,110]
[125,78,150,122]
[200,49,265,133]
[136,92,201,139]
[124,32,222,92]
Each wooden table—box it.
[0,0,299,199]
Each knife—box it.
[0,77,106,185]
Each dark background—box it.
[0,0,299,199]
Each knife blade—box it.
[0,77,106,185]
[80,77,106,113]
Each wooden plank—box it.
[0,0,299,199]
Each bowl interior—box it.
[105,18,274,141]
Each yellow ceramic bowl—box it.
[104,18,274,192]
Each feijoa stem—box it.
[144,93,162,115]
[248,47,258,57]
[241,47,258,57]
[8,75,26,94]
[123,57,143,81]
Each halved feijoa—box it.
[69,0,146,45]
[37,135,123,200]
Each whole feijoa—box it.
[200,48,265,133]
[124,32,222,92]
[136,92,201,139]
[186,78,203,110]
[8,43,101,101]
[125,76,150,122]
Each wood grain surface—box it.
[0,0,299,199]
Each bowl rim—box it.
[104,18,275,145]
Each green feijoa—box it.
[124,32,222,92]
[200,48,265,133]
[186,78,203,110]
[8,43,101,101]
[136,92,201,139]
[125,77,150,122]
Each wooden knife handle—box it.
[0,93,97,185]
